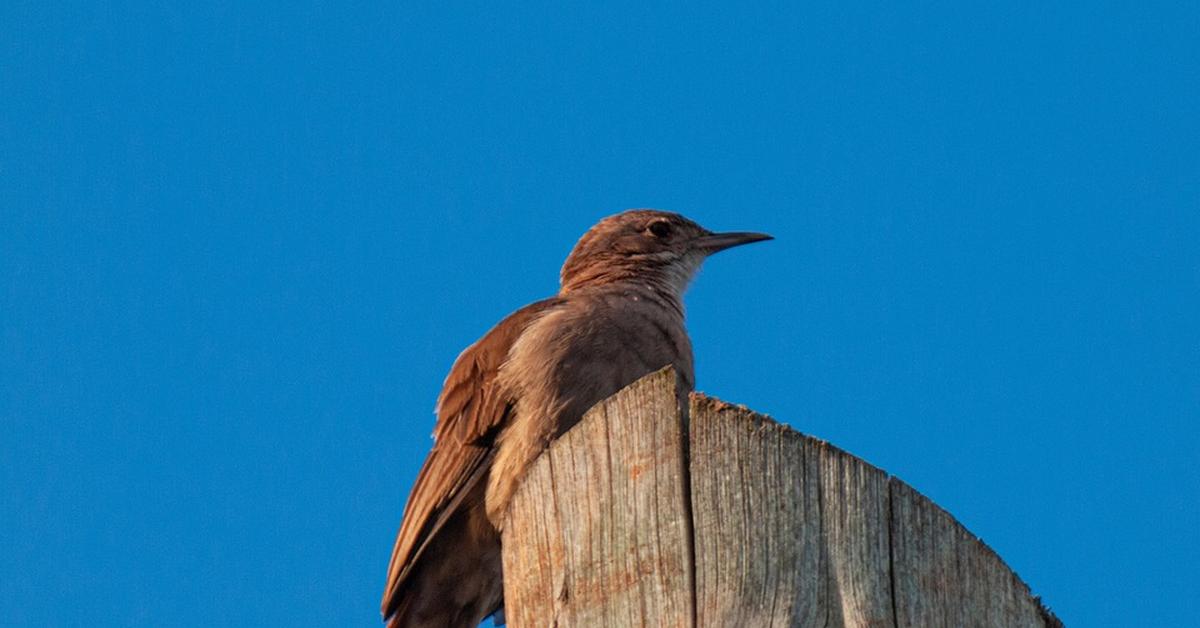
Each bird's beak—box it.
[692,231,774,254]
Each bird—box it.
[381,209,771,627]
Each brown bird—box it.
[381,209,771,627]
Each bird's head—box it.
[559,209,772,295]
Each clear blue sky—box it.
[2,3,1196,626]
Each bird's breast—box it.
[485,293,694,526]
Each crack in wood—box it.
[502,367,1061,627]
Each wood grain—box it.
[889,480,1060,628]
[689,395,826,627]
[502,367,694,627]
[502,368,1061,627]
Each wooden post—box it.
[502,368,1061,628]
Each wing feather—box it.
[381,298,559,618]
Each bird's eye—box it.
[648,220,673,238]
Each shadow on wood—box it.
[501,367,1062,628]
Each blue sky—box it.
[2,2,1197,626]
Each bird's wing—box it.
[382,297,560,618]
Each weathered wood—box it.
[501,368,695,627]
[817,441,894,627]
[689,396,826,626]
[890,481,1060,628]
[503,368,1061,627]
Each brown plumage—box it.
[381,209,771,627]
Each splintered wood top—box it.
[503,367,1061,628]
